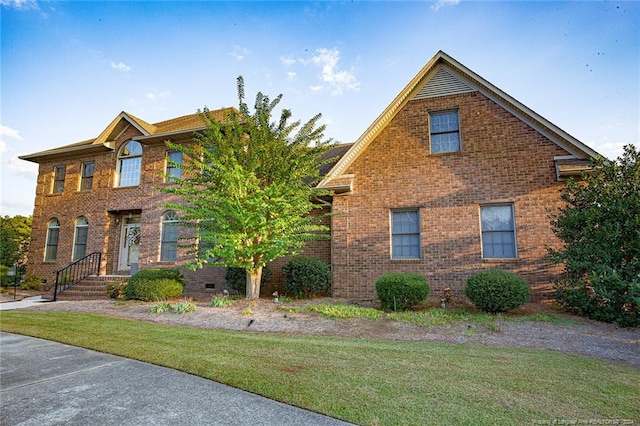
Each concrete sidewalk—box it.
[0,332,352,425]
[0,295,48,311]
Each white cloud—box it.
[146,90,171,101]
[280,55,296,66]
[286,71,297,80]
[0,0,38,10]
[311,47,360,95]
[309,85,323,92]
[230,45,250,61]
[0,140,7,154]
[431,0,460,11]
[7,155,38,176]
[0,125,24,141]
[111,61,131,72]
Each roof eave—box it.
[19,143,113,163]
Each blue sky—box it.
[1,0,638,216]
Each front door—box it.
[119,220,141,271]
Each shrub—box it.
[148,301,172,314]
[172,300,196,314]
[124,268,184,301]
[555,266,640,328]
[105,281,127,299]
[375,273,430,312]
[464,269,530,313]
[282,257,331,298]
[19,274,42,290]
[224,266,271,295]
[210,296,235,308]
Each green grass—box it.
[285,303,578,330]
[1,311,638,425]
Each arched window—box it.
[160,211,179,261]
[73,217,89,261]
[117,141,142,187]
[45,218,60,262]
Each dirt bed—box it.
[12,296,639,368]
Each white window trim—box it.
[479,203,518,259]
[79,161,95,191]
[116,141,143,187]
[72,217,89,261]
[390,209,422,260]
[429,109,461,154]
[44,218,60,262]
[160,211,179,262]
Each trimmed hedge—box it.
[464,269,530,313]
[124,268,185,301]
[282,257,331,298]
[375,273,430,312]
[224,266,272,295]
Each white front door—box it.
[119,222,141,271]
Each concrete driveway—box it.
[0,332,352,425]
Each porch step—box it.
[55,276,129,301]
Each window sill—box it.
[482,258,518,262]
[429,150,461,157]
[390,258,422,263]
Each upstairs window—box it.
[80,161,95,191]
[117,141,142,187]
[391,210,421,259]
[481,204,517,259]
[165,151,183,182]
[429,110,460,154]
[73,217,89,261]
[52,165,66,193]
[160,211,179,262]
[45,218,60,262]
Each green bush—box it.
[105,281,127,299]
[19,274,43,290]
[282,257,331,298]
[555,266,640,328]
[124,268,185,301]
[224,266,271,295]
[464,269,530,313]
[375,273,430,312]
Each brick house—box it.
[21,51,599,300]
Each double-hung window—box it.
[160,211,179,261]
[73,217,89,261]
[117,141,142,187]
[165,151,183,182]
[391,210,421,259]
[480,204,517,259]
[429,110,460,154]
[45,218,60,261]
[52,165,66,193]
[80,161,95,191]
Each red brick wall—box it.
[25,123,332,298]
[331,91,568,301]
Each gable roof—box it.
[20,107,236,163]
[318,50,602,189]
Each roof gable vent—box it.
[413,66,476,100]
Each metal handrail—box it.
[53,252,102,301]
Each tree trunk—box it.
[245,267,263,300]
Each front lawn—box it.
[1,311,638,425]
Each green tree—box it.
[0,215,32,267]
[549,145,640,327]
[161,77,334,299]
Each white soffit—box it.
[413,66,476,100]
